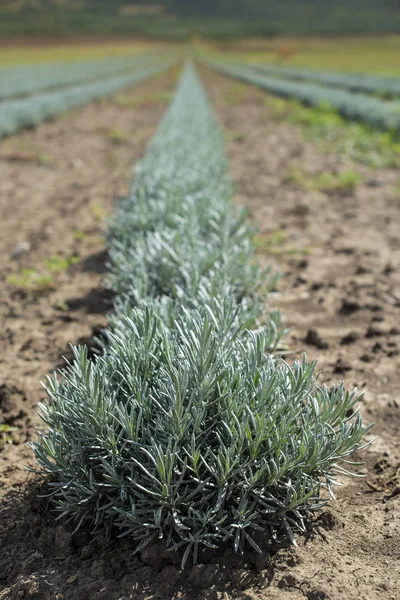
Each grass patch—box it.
[7,268,54,292]
[286,167,362,193]
[255,229,311,256]
[0,424,18,445]
[224,130,247,143]
[267,97,400,168]
[73,230,85,241]
[90,203,106,222]
[108,128,131,145]
[45,253,80,273]
[0,142,53,166]
[7,253,79,292]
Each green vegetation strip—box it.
[0,52,162,101]
[31,64,370,566]
[208,60,400,132]
[0,58,175,138]
[248,63,400,98]
[268,96,400,168]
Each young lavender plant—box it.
[31,64,370,567]
[106,63,280,337]
[31,302,370,566]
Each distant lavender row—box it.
[0,51,161,101]
[0,58,175,138]
[208,60,400,131]
[247,62,400,98]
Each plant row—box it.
[0,58,175,138]
[208,60,400,132]
[31,64,369,566]
[0,51,162,102]
[247,62,400,98]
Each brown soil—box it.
[1,68,399,600]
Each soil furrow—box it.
[0,68,398,600]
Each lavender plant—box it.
[0,58,175,138]
[31,65,370,565]
[248,62,400,99]
[0,51,165,101]
[107,64,279,333]
[31,303,369,565]
[208,60,400,132]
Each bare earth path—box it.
[0,68,399,599]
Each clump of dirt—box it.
[0,67,399,600]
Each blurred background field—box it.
[2,1,400,39]
[209,36,400,76]
[0,40,163,66]
[1,2,400,75]
[2,36,400,76]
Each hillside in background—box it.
[1,0,400,38]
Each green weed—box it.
[7,268,54,292]
[255,229,311,256]
[108,128,130,145]
[267,97,400,168]
[73,230,85,241]
[225,130,247,143]
[45,253,80,273]
[287,167,362,193]
[0,424,18,445]
[90,203,106,222]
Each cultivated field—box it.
[0,40,399,600]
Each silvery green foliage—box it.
[31,303,369,566]
[108,64,279,332]
[0,51,163,101]
[31,65,369,565]
[248,63,400,98]
[209,61,400,131]
[0,59,175,138]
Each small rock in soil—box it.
[383,263,394,275]
[340,331,360,345]
[141,543,166,570]
[289,203,310,216]
[81,545,95,560]
[372,314,384,323]
[360,354,372,362]
[10,241,30,259]
[189,564,221,589]
[333,358,352,374]
[338,299,361,315]
[72,531,91,550]
[307,588,330,600]
[365,325,387,338]
[317,512,341,531]
[160,565,180,583]
[252,552,270,572]
[297,258,309,269]
[304,329,329,350]
[355,264,370,275]
[54,527,72,552]
[197,546,217,564]
[278,573,301,588]
[366,178,383,187]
